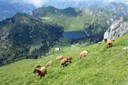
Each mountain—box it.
[0,13,64,66]
[104,17,128,39]
[32,6,81,17]
[32,6,109,30]
[0,1,35,21]
[103,2,128,17]
[0,1,128,21]
[45,1,128,17]
[0,33,128,85]
[32,6,110,42]
[0,0,128,21]
[0,4,112,66]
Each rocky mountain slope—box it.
[104,17,128,39]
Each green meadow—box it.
[0,34,128,85]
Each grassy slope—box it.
[0,34,128,85]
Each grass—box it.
[0,34,128,85]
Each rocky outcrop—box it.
[104,17,128,39]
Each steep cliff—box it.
[104,17,128,39]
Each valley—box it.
[0,0,128,85]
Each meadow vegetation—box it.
[0,34,128,85]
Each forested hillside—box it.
[0,13,64,66]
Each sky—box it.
[2,0,128,8]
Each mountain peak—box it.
[103,2,128,16]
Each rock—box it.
[104,17,128,39]
[123,46,128,50]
